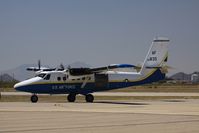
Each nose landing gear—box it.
[31,94,38,103]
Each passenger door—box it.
[95,74,109,89]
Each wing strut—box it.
[81,77,90,88]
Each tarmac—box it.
[2,91,199,96]
[1,99,199,133]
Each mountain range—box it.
[0,73,17,82]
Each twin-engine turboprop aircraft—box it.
[14,37,170,103]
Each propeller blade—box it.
[60,63,65,70]
[67,65,71,71]
[38,60,41,70]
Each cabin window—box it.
[44,74,50,80]
[57,77,61,81]
[63,77,66,81]
[82,77,85,80]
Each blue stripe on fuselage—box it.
[15,69,165,94]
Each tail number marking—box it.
[147,57,157,61]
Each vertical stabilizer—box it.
[140,37,169,74]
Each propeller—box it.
[38,60,41,70]
[67,65,71,70]
[59,63,65,70]
[27,60,53,72]
[67,65,71,72]
[54,63,65,71]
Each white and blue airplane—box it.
[14,37,169,103]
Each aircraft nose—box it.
[14,77,42,92]
[14,82,20,88]
[14,82,24,90]
[14,83,18,89]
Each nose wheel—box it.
[31,94,38,103]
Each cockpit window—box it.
[44,74,51,80]
[37,74,46,78]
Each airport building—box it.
[191,73,199,83]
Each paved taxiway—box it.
[1,100,199,133]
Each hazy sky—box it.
[0,0,199,75]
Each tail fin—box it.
[140,37,169,74]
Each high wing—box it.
[26,67,56,72]
[68,64,136,76]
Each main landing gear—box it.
[85,94,94,103]
[67,93,94,103]
[31,94,38,103]
[67,93,76,102]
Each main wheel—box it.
[85,94,94,103]
[31,95,38,103]
[67,94,76,102]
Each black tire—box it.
[67,94,76,102]
[85,94,94,103]
[31,95,38,103]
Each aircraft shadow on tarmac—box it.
[95,101,149,106]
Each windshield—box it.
[37,74,46,78]
[44,74,51,80]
